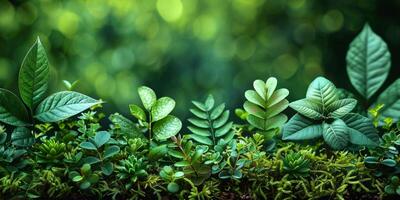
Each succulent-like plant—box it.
[188,95,234,149]
[283,76,380,150]
[35,138,66,164]
[282,151,310,177]
[243,77,289,139]
[159,165,185,193]
[116,155,148,187]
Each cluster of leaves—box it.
[1,23,400,199]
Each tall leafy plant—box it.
[282,76,380,150]
[187,95,234,148]
[0,38,101,127]
[243,77,289,140]
[346,24,400,122]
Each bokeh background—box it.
[1,0,400,120]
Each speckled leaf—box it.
[153,115,182,140]
[151,97,175,122]
[129,104,146,121]
[138,86,157,111]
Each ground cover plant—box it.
[0,24,400,200]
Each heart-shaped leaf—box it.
[289,99,323,120]
[375,79,400,122]
[341,113,379,147]
[282,114,323,140]
[346,24,391,99]
[153,115,182,140]
[93,131,110,148]
[34,91,101,122]
[11,127,34,147]
[306,76,338,108]
[18,37,49,109]
[327,98,357,118]
[138,86,156,111]
[151,97,175,122]
[322,119,349,150]
[0,89,30,126]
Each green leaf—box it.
[266,99,289,118]
[151,97,175,122]
[167,182,180,193]
[103,145,120,159]
[245,90,264,107]
[265,77,277,99]
[215,122,233,137]
[346,24,391,99]
[148,144,168,160]
[102,162,113,175]
[341,113,379,147]
[213,110,229,128]
[0,89,30,126]
[322,119,349,150]
[264,114,287,130]
[153,115,182,140]
[190,108,207,119]
[34,91,101,122]
[187,126,211,136]
[18,37,49,109]
[175,160,190,167]
[375,79,400,122]
[83,156,101,164]
[243,101,264,119]
[138,86,157,111]
[129,104,146,121]
[93,131,110,148]
[267,88,289,107]
[306,76,338,108]
[190,134,213,145]
[289,99,323,120]
[188,118,209,128]
[210,103,225,120]
[253,80,266,100]
[72,175,83,182]
[11,127,34,147]
[381,159,396,167]
[109,113,145,139]
[204,95,215,111]
[80,181,91,190]
[80,142,97,150]
[327,98,357,118]
[282,114,323,140]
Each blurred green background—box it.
[1,0,400,120]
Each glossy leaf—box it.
[129,104,146,121]
[80,142,97,150]
[327,98,357,118]
[306,76,338,108]
[282,114,323,140]
[138,86,156,111]
[289,99,323,120]
[0,89,30,126]
[104,145,120,159]
[11,127,34,147]
[253,80,267,100]
[153,115,182,140]
[34,91,101,122]
[346,24,391,99]
[322,119,349,150]
[93,131,110,148]
[341,113,379,147]
[18,37,49,109]
[151,97,175,122]
[244,90,264,107]
[375,79,400,122]
[244,101,264,119]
